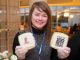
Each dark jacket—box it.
[67,31,80,60]
[61,31,80,60]
[13,30,80,60]
[12,30,59,60]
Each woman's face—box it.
[31,8,48,30]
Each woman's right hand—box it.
[15,46,28,60]
[57,47,70,59]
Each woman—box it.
[12,1,70,60]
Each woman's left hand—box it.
[57,47,71,59]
